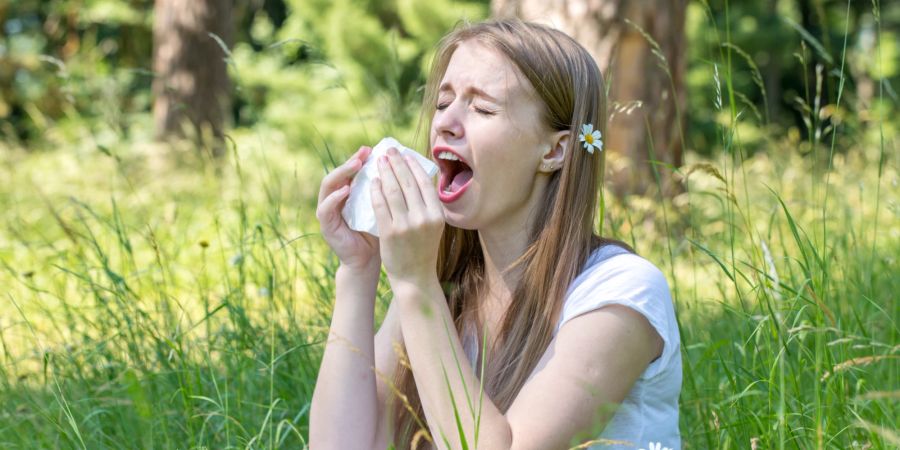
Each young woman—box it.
[310,19,682,450]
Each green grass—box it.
[1,111,896,448]
[2,3,899,450]
[0,134,356,448]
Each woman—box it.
[310,19,681,450]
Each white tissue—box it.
[341,137,438,237]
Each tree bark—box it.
[152,0,232,156]
[492,0,686,196]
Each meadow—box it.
[1,1,898,449]
[2,106,897,448]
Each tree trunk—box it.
[492,0,686,196]
[152,0,232,156]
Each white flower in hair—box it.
[578,123,603,154]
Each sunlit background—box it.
[1,0,898,448]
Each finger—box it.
[315,185,351,230]
[403,154,441,214]
[370,178,393,231]
[317,147,369,204]
[377,155,408,217]
[353,145,373,165]
[386,149,425,216]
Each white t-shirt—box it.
[555,244,682,450]
[462,244,682,449]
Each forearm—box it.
[309,263,381,449]
[393,278,512,450]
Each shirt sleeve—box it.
[556,253,679,380]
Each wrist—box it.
[337,260,382,279]
[336,263,382,297]
[389,274,443,303]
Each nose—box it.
[433,100,464,141]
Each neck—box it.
[475,175,550,308]
[477,227,527,307]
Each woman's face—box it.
[430,40,559,232]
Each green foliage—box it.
[4,0,898,162]
[234,0,488,155]
[684,0,900,157]
[1,0,488,156]
[0,0,154,144]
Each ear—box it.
[538,130,570,173]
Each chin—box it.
[440,205,482,231]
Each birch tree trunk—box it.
[152,0,232,157]
[493,0,686,196]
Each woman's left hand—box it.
[371,147,444,286]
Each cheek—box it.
[478,127,539,180]
[479,149,537,202]
[497,132,541,174]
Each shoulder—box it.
[561,246,673,333]
[568,245,672,304]
[558,245,680,378]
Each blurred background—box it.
[1,0,898,448]
[2,0,896,185]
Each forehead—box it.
[439,40,530,99]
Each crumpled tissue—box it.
[341,137,438,237]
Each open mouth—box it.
[438,158,474,194]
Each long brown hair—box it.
[389,19,630,449]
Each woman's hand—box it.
[316,146,381,272]
[371,147,444,286]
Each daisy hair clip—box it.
[578,123,603,154]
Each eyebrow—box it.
[438,82,499,103]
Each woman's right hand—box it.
[316,146,381,272]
